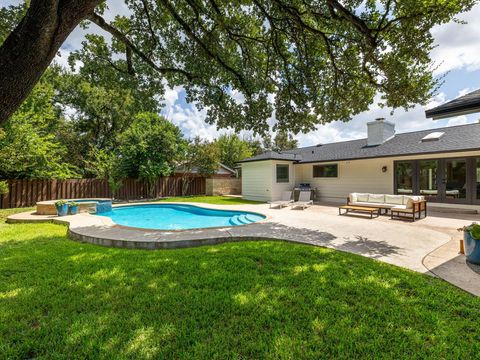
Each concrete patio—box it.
[7,201,480,295]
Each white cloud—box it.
[446,115,469,127]
[431,4,480,75]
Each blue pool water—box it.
[98,204,265,230]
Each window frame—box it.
[276,164,290,183]
[312,164,338,178]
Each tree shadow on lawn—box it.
[0,229,479,359]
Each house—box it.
[175,163,237,178]
[239,119,480,211]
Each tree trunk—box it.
[0,0,101,125]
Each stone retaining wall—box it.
[206,178,241,196]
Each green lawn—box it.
[154,195,263,205]
[1,208,479,359]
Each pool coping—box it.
[6,202,273,248]
[106,202,271,232]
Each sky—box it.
[5,1,480,146]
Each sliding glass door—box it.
[477,159,480,202]
[395,156,480,205]
[395,161,414,195]
[444,158,467,201]
[419,160,438,201]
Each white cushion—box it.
[385,195,404,205]
[356,193,369,202]
[368,194,385,203]
[350,201,394,208]
[403,195,423,208]
[392,205,407,210]
[349,193,358,203]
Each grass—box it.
[153,195,263,205]
[1,208,480,359]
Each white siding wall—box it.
[241,161,274,201]
[297,150,480,203]
[270,160,296,200]
[298,158,394,203]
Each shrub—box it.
[0,180,8,196]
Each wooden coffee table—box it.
[338,205,380,219]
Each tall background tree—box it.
[178,138,221,195]
[215,134,253,169]
[262,131,299,152]
[0,0,476,132]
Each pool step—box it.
[245,214,260,223]
[229,214,255,226]
[229,215,242,226]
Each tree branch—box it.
[158,0,251,95]
[87,12,195,81]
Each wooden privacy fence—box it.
[0,176,206,209]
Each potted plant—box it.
[68,201,79,215]
[458,223,480,264]
[54,200,69,216]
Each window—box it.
[313,164,338,178]
[276,164,289,183]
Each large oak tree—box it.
[0,0,476,132]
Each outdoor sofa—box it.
[347,193,427,221]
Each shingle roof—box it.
[241,151,303,162]
[239,123,480,164]
[425,89,480,119]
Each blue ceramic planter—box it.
[464,231,480,265]
[69,205,79,215]
[56,204,69,216]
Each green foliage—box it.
[1,220,480,358]
[0,71,80,179]
[118,112,186,183]
[85,148,123,198]
[177,138,220,195]
[0,4,26,44]
[72,0,475,135]
[459,223,480,241]
[139,160,172,197]
[193,140,221,177]
[0,180,8,196]
[244,136,265,156]
[263,131,299,152]
[215,134,252,169]
[180,138,220,178]
[471,224,480,240]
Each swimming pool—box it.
[98,204,266,230]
